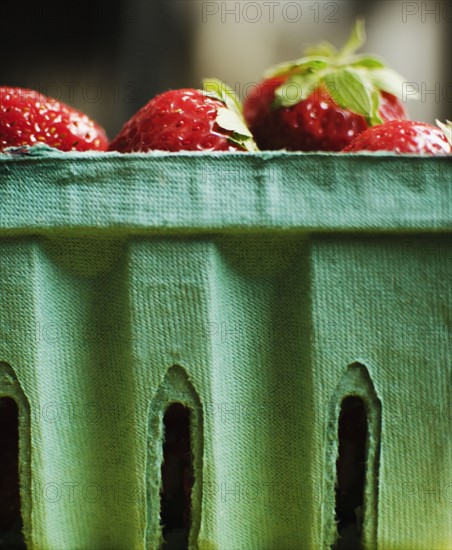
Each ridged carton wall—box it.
[0,149,451,549]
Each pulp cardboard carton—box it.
[0,148,451,549]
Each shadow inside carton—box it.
[0,397,26,549]
[161,403,194,550]
[333,396,367,550]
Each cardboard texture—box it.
[0,149,451,549]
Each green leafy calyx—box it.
[266,17,411,126]
[202,78,259,151]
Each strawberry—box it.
[0,87,108,152]
[243,18,408,151]
[343,120,451,155]
[109,80,257,153]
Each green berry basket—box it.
[0,147,451,549]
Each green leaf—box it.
[228,132,259,152]
[436,119,452,146]
[304,41,337,58]
[323,68,373,117]
[370,89,383,126]
[264,57,329,79]
[349,54,386,69]
[368,68,410,100]
[370,69,407,98]
[215,108,258,152]
[202,78,243,115]
[339,17,366,57]
[273,74,320,108]
[216,108,252,137]
[202,79,259,152]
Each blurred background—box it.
[2,0,450,140]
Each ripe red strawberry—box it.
[244,78,406,152]
[0,87,108,152]
[244,18,408,151]
[109,80,257,153]
[343,120,451,155]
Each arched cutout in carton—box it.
[0,362,31,549]
[146,365,203,550]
